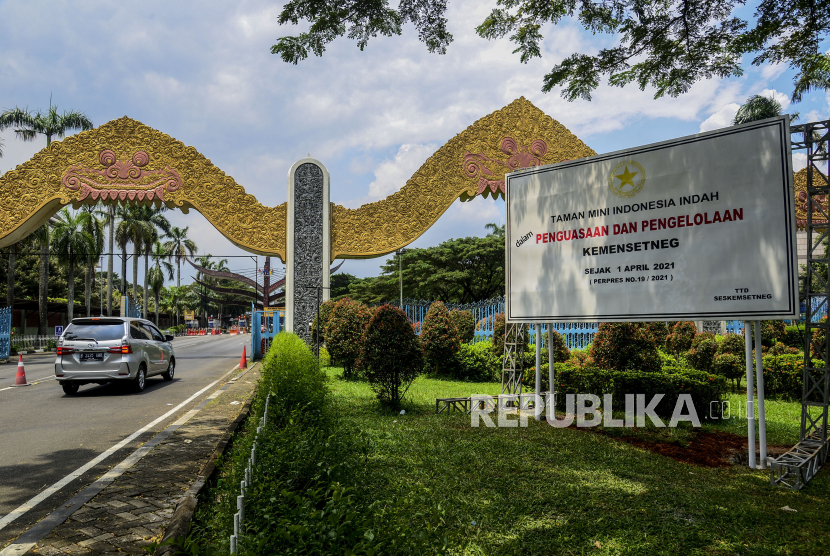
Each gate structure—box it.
[770,120,830,489]
[252,311,281,360]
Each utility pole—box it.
[396,248,408,306]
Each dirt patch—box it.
[607,430,789,467]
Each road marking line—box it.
[0,364,241,532]
[0,377,55,392]
[0,364,255,556]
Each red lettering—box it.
[733,208,743,221]
[537,234,542,243]
[579,229,586,239]
[668,217,676,229]
[586,227,593,238]
[713,211,722,223]
[723,211,732,222]
[601,226,608,236]
[685,215,692,227]
[704,212,712,224]
[658,218,666,230]
[613,224,621,235]
[542,234,547,243]
[694,213,703,225]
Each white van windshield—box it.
[64,321,126,342]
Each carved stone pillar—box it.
[285,158,330,344]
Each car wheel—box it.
[62,383,79,395]
[133,365,146,393]
[162,359,175,381]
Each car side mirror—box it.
[165,335,174,342]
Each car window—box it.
[130,322,151,340]
[64,321,125,342]
[144,323,164,342]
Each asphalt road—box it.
[0,333,253,549]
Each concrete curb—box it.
[155,364,259,556]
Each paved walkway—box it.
[16,365,260,555]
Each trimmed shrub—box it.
[665,321,697,355]
[567,349,594,369]
[767,342,799,356]
[492,313,506,356]
[782,325,805,350]
[590,322,661,373]
[712,353,745,390]
[811,316,827,358]
[552,362,614,401]
[360,305,423,408]
[646,322,670,347]
[761,320,786,347]
[761,354,805,400]
[718,332,745,356]
[324,298,371,379]
[310,299,337,342]
[421,301,461,375]
[685,332,718,372]
[449,309,475,344]
[548,329,571,363]
[319,347,331,368]
[456,341,501,382]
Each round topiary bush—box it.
[421,301,461,375]
[359,304,423,408]
[310,299,337,342]
[324,298,372,379]
[761,320,786,347]
[589,322,661,373]
[665,321,697,355]
[646,322,670,347]
[718,332,745,356]
[491,313,506,356]
[713,353,745,390]
[685,332,718,372]
[548,329,571,363]
[449,309,475,344]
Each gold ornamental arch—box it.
[0,97,596,259]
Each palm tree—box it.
[164,226,197,287]
[732,95,795,125]
[0,99,93,314]
[134,206,171,319]
[149,242,174,327]
[484,222,505,238]
[80,204,106,317]
[0,98,93,147]
[51,208,95,321]
[115,205,151,308]
[162,285,195,328]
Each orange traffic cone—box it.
[12,354,29,387]
[239,346,247,369]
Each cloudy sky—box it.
[0,0,826,289]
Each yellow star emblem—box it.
[615,166,638,188]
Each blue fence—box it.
[0,306,10,360]
[387,297,600,350]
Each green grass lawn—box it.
[325,368,830,555]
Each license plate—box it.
[80,352,104,362]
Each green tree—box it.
[733,95,786,125]
[134,206,171,319]
[164,226,198,287]
[149,242,174,327]
[347,226,505,304]
[271,0,830,102]
[360,304,424,408]
[324,298,371,379]
[0,101,92,312]
[51,208,95,321]
[330,272,358,300]
[80,204,106,317]
[421,300,461,375]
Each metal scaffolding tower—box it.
[501,323,526,396]
[770,120,830,489]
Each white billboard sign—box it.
[506,117,798,322]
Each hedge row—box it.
[547,363,727,419]
[188,333,443,554]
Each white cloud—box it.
[699,103,740,132]
[366,143,438,199]
[758,88,790,111]
[761,64,786,81]
[793,152,808,172]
